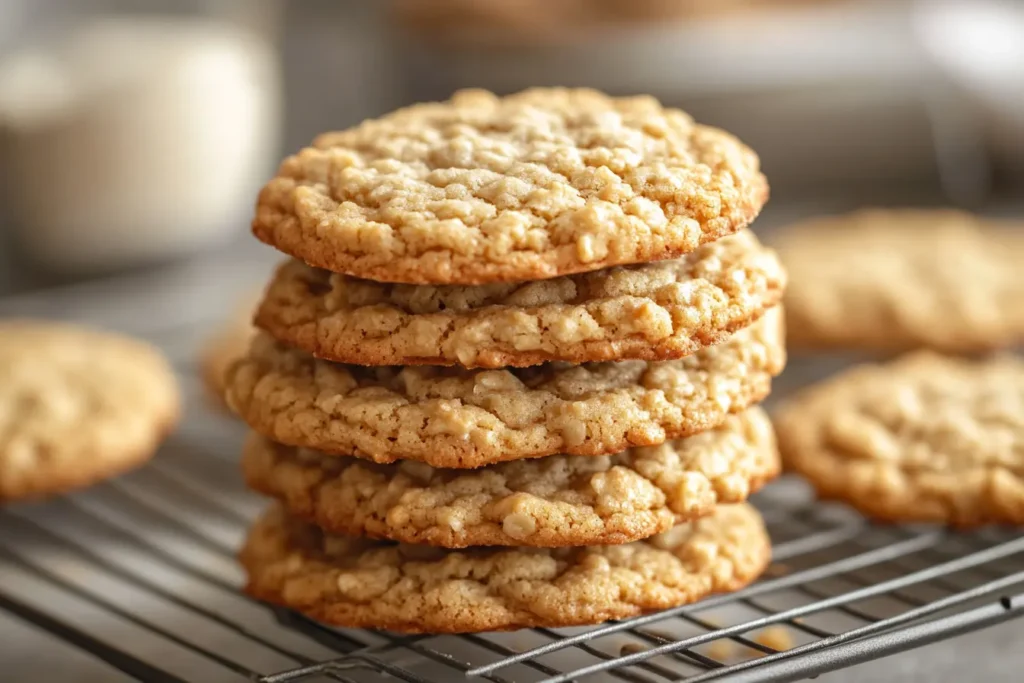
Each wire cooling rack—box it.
[0,291,1023,683]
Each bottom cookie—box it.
[240,503,771,633]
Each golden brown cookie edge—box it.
[238,503,772,633]
[226,308,786,468]
[240,406,780,548]
[252,161,768,286]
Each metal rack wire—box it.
[0,303,1021,683]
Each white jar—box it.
[0,17,282,272]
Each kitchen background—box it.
[1,0,1023,295]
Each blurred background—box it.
[1,0,1023,298]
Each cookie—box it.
[240,502,770,633]
[255,230,785,368]
[253,88,768,285]
[394,0,824,47]
[392,0,580,46]
[776,352,1024,526]
[242,406,778,548]
[226,307,785,468]
[775,209,1024,353]
[200,297,256,410]
[0,320,180,501]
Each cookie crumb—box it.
[620,643,648,656]
[755,626,793,652]
[707,639,735,662]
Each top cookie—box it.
[776,209,1024,353]
[254,88,768,284]
[776,352,1024,526]
[255,230,785,368]
[0,320,180,500]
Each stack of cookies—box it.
[225,88,788,632]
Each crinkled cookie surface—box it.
[254,88,768,284]
[226,307,785,467]
[256,229,785,367]
[242,406,778,547]
[239,502,770,632]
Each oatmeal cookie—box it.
[200,297,257,411]
[242,406,778,547]
[253,88,768,284]
[240,502,770,632]
[226,307,785,468]
[0,320,180,500]
[776,209,1024,353]
[776,352,1024,525]
[394,0,838,48]
[256,230,785,368]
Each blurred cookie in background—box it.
[392,0,838,47]
[390,0,583,47]
[200,295,257,412]
[597,0,840,23]
[773,209,1024,355]
[775,351,1024,526]
[0,320,180,500]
